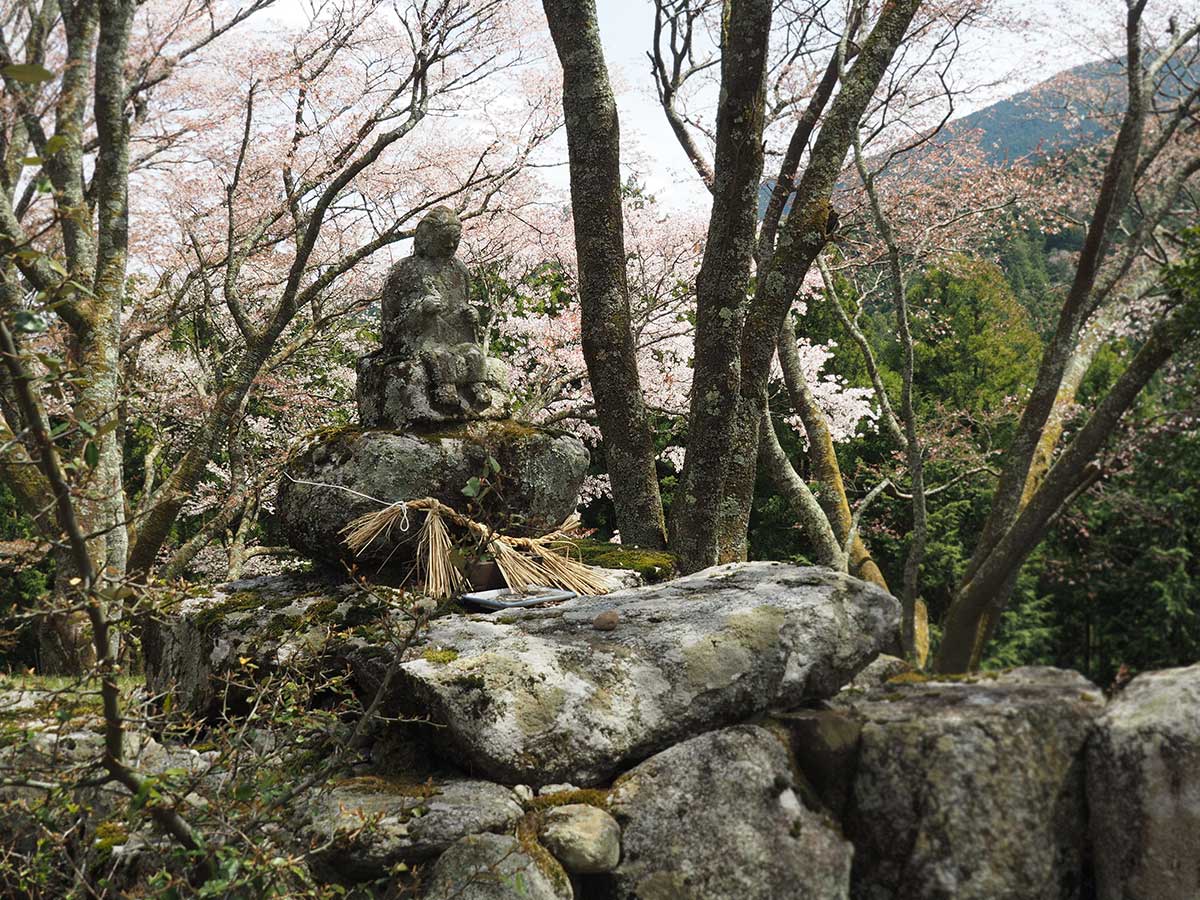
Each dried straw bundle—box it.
[504,534,610,595]
[529,542,611,595]
[339,501,413,557]
[339,496,610,597]
[486,538,546,593]
[416,507,467,599]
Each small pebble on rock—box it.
[592,610,620,631]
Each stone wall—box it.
[26,564,1200,898]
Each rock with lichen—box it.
[301,776,524,883]
[276,422,589,568]
[601,725,852,899]
[421,832,571,900]
[841,667,1105,900]
[142,572,371,717]
[375,562,898,786]
[1087,662,1200,900]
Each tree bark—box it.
[542,0,667,549]
[757,408,843,568]
[89,0,136,586]
[717,0,923,565]
[714,16,860,565]
[776,318,889,589]
[667,0,774,572]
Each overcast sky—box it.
[589,0,1121,207]
[271,0,1124,209]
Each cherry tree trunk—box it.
[669,0,774,573]
[717,0,924,568]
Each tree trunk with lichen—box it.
[667,0,774,573]
[541,0,667,550]
[718,0,924,570]
[771,317,889,589]
[0,0,135,671]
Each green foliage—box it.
[1032,412,1200,683]
[747,229,1200,682]
[573,538,676,582]
[983,566,1059,670]
[0,483,52,670]
[905,258,1042,416]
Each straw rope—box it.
[337,496,609,599]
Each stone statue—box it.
[357,206,508,427]
[280,208,588,569]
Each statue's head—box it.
[413,206,462,259]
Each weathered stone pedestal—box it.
[276,422,588,567]
[275,205,588,569]
[356,352,511,429]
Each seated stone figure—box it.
[358,206,508,427]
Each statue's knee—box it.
[461,347,487,381]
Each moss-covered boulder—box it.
[142,572,370,718]
[276,421,588,567]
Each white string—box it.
[284,473,410,531]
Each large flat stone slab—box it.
[375,562,898,786]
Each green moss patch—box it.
[190,590,284,634]
[885,669,1004,686]
[331,774,441,801]
[420,648,460,665]
[573,539,676,583]
[413,419,542,443]
[189,587,390,640]
[525,787,610,812]
[93,821,130,853]
[516,813,572,895]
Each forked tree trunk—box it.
[716,0,924,568]
[667,0,773,573]
[935,302,1200,672]
[931,5,1198,671]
